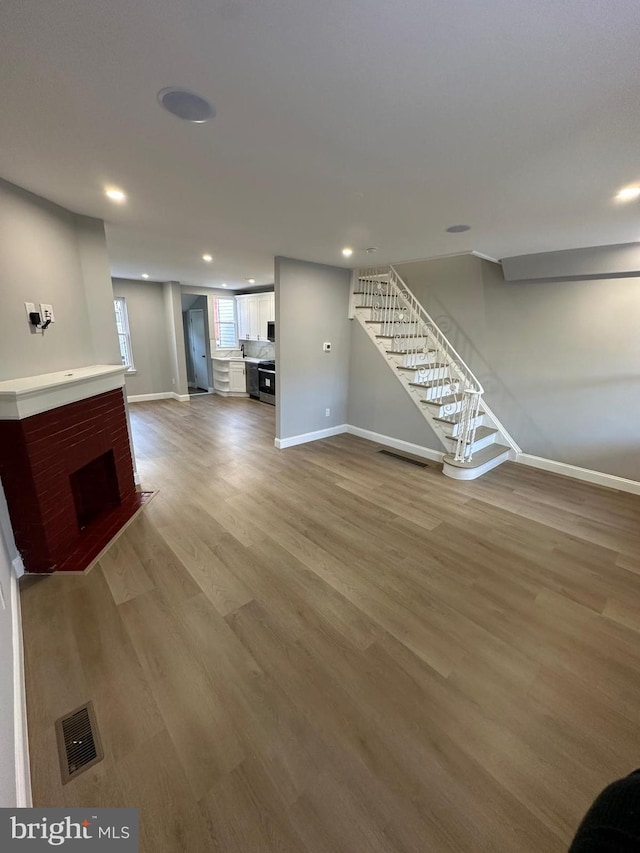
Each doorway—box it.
[181,294,213,396]
[188,309,209,391]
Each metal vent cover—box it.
[378,449,430,468]
[55,701,104,784]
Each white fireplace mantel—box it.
[0,365,128,420]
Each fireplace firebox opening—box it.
[70,450,121,530]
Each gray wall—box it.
[112,279,173,398]
[76,216,121,365]
[502,241,640,281]
[276,257,351,440]
[163,281,189,398]
[348,322,442,451]
[395,253,640,480]
[0,179,108,381]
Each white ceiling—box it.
[2,0,640,289]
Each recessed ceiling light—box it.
[141,273,149,279]
[342,247,353,257]
[158,87,215,123]
[105,187,126,202]
[365,247,378,254]
[616,186,640,202]
[446,224,471,233]
[221,283,228,287]
[202,254,213,262]
[247,278,256,284]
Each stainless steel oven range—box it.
[257,360,276,405]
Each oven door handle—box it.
[259,369,276,375]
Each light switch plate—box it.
[323,342,332,352]
[40,303,55,323]
[24,301,36,319]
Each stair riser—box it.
[445,415,484,437]
[423,382,460,400]
[405,367,449,382]
[380,338,429,349]
[402,353,439,367]
[445,431,496,454]
[427,399,465,418]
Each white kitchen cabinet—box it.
[236,292,275,341]
[212,357,248,396]
[229,360,247,392]
[258,296,271,340]
[248,297,259,340]
[236,299,250,341]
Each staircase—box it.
[351,266,515,479]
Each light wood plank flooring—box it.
[21,395,640,851]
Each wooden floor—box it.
[21,396,640,852]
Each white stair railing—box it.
[356,265,484,462]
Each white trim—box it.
[133,472,142,486]
[127,392,191,403]
[346,425,445,463]
[11,573,32,807]
[275,425,348,449]
[470,250,501,264]
[517,453,640,495]
[11,556,25,579]
[0,365,126,420]
[127,392,174,403]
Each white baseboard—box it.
[346,425,445,463]
[275,424,348,449]
[517,453,640,495]
[127,392,173,403]
[11,574,32,807]
[127,392,191,403]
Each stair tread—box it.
[365,316,418,326]
[443,444,510,469]
[375,334,427,339]
[421,394,461,407]
[386,349,436,356]
[409,380,459,389]
[433,412,483,425]
[444,426,497,443]
[397,363,447,371]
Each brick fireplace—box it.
[0,365,149,573]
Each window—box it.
[113,297,135,370]
[213,298,237,348]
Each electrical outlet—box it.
[323,342,332,352]
[171,377,176,385]
[40,303,55,323]
[325,408,330,417]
